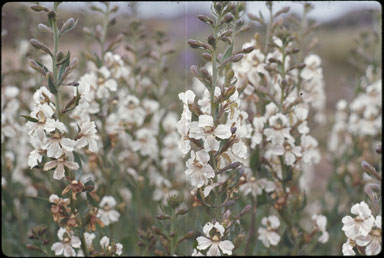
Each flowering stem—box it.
[51,10,61,120]
[264,3,273,53]
[244,197,256,254]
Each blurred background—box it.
[1,0,382,200]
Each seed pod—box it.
[274,7,290,18]
[214,2,223,13]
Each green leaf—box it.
[21,115,39,123]
[221,45,233,63]
[32,58,50,74]
[47,72,57,94]
[73,151,83,181]
[58,51,71,84]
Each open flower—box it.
[342,201,375,240]
[185,150,215,188]
[189,114,232,152]
[354,215,382,255]
[196,222,234,256]
[43,155,79,180]
[258,215,281,247]
[312,214,329,243]
[76,120,99,152]
[43,131,76,159]
[97,196,120,226]
[51,228,81,257]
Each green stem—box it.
[264,5,273,53]
[52,14,60,120]
[100,7,110,63]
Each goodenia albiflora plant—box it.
[1,1,381,256]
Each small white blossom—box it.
[196,222,235,256]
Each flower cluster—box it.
[342,201,381,255]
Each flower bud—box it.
[198,15,213,25]
[191,65,200,78]
[156,215,170,220]
[208,35,216,48]
[38,23,52,33]
[30,39,53,56]
[199,67,211,80]
[242,46,255,54]
[223,13,234,23]
[176,208,188,216]
[31,5,50,12]
[240,204,251,216]
[231,54,243,63]
[202,52,212,61]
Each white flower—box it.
[258,215,281,247]
[240,177,276,198]
[43,132,76,159]
[342,201,375,240]
[342,239,356,256]
[178,90,196,121]
[354,215,382,255]
[264,113,293,145]
[185,150,215,188]
[43,155,79,180]
[83,232,95,249]
[100,236,123,256]
[98,196,120,226]
[189,115,231,152]
[270,140,302,166]
[51,228,81,257]
[196,222,234,256]
[76,121,99,152]
[312,214,329,243]
[251,116,265,148]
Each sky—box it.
[56,1,381,23]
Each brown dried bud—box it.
[188,39,210,50]
[296,63,306,70]
[26,244,42,252]
[268,57,281,64]
[56,51,64,63]
[188,103,203,116]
